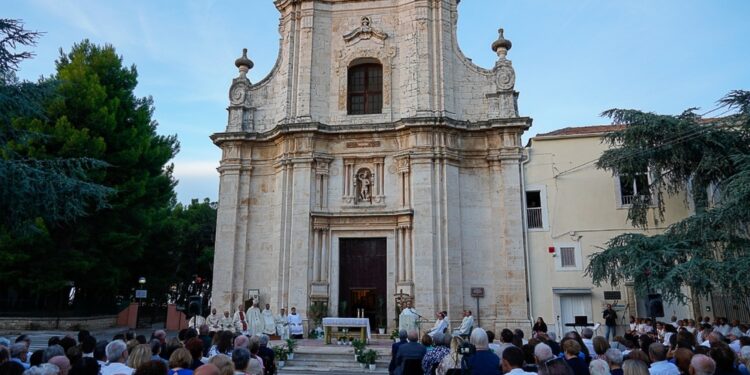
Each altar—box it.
[322,317,371,344]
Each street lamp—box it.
[138,277,146,286]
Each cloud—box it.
[173,160,218,178]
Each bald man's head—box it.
[195,364,220,375]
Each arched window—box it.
[347,63,382,115]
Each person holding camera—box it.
[462,328,501,375]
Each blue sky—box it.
[7,0,750,203]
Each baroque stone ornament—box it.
[494,62,515,90]
[343,16,388,44]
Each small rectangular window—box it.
[560,247,576,267]
[618,171,651,206]
[526,191,543,229]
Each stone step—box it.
[279,345,391,374]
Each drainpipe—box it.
[520,147,534,327]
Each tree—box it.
[586,90,750,304]
[4,40,178,308]
[0,20,113,235]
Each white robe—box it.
[428,318,448,337]
[454,316,474,336]
[206,313,221,332]
[288,313,303,336]
[246,306,263,335]
[220,315,235,332]
[233,310,248,334]
[188,315,206,329]
[261,309,276,335]
[275,314,289,339]
[399,308,419,332]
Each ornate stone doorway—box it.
[339,238,387,328]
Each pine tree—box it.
[586,90,750,303]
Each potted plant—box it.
[356,353,367,369]
[390,329,399,342]
[362,349,379,371]
[273,345,287,368]
[348,336,354,346]
[285,338,297,360]
[352,339,367,362]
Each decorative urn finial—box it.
[234,48,254,76]
[491,28,512,60]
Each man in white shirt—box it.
[648,343,679,375]
[453,310,474,337]
[581,328,595,358]
[427,311,448,338]
[206,308,221,333]
[502,346,537,375]
[100,340,134,375]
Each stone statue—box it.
[357,169,372,202]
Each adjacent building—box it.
[523,125,694,336]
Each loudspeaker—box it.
[188,295,203,316]
[647,294,664,318]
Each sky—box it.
[6,0,750,203]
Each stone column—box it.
[212,142,251,313]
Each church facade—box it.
[211,0,532,332]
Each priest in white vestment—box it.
[427,311,448,338]
[246,302,263,336]
[452,310,474,337]
[261,304,276,335]
[206,308,221,333]
[188,314,206,330]
[275,308,289,339]
[220,310,235,332]
[233,304,248,334]
[288,307,304,339]
[399,300,419,333]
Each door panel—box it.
[339,238,386,328]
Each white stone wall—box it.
[212,0,532,331]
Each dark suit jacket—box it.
[389,339,407,374]
[395,342,427,375]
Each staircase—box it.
[278,345,391,374]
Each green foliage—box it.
[308,301,327,328]
[352,338,367,356]
[285,338,298,353]
[272,345,288,361]
[0,19,42,76]
[361,349,379,365]
[588,90,750,303]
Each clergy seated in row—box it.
[427,311,449,338]
[219,311,234,332]
[233,304,247,334]
[206,308,221,333]
[453,310,474,338]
